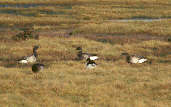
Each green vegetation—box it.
[0,0,171,106]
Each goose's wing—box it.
[82,53,90,59]
[138,58,148,63]
[82,53,98,60]
[26,55,37,63]
[17,54,35,64]
[18,59,28,64]
[17,55,28,61]
[134,55,148,63]
[17,56,27,60]
[17,56,28,63]
[89,56,98,60]
[132,55,146,59]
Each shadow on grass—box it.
[3,62,32,68]
[20,70,32,75]
[158,60,171,64]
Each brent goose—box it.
[86,58,97,69]
[32,63,44,73]
[76,47,98,60]
[121,53,148,64]
[18,46,39,64]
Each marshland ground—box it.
[0,0,171,106]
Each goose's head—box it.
[33,45,39,57]
[76,47,82,51]
[33,45,39,51]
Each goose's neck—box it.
[33,50,38,57]
[78,50,83,55]
[126,56,131,63]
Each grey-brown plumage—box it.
[76,47,98,60]
[32,63,44,73]
[121,53,148,64]
[17,46,39,64]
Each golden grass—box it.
[73,20,171,36]
[72,1,171,20]
[0,33,171,106]
[0,15,77,27]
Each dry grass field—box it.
[0,0,171,106]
